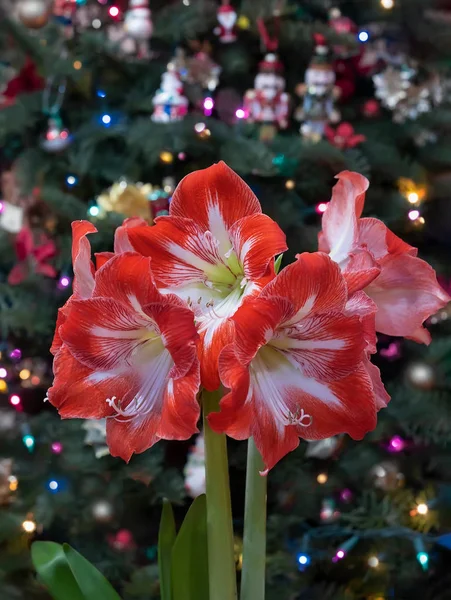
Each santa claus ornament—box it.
[152,63,188,123]
[123,0,153,59]
[215,0,237,44]
[17,0,51,28]
[295,34,341,142]
[243,53,289,142]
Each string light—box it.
[19,369,31,380]
[66,175,78,186]
[89,206,100,217]
[332,536,359,562]
[178,152,186,160]
[92,18,101,28]
[0,201,3,213]
[340,488,353,502]
[31,375,40,385]
[10,349,22,360]
[297,553,311,568]
[368,555,379,568]
[408,209,420,221]
[203,97,214,116]
[195,122,206,133]
[51,442,63,454]
[236,108,246,119]
[8,475,18,492]
[388,435,405,452]
[398,178,427,205]
[22,519,37,533]
[23,434,35,451]
[0,367,7,378]
[316,202,328,214]
[317,473,328,484]
[48,479,59,492]
[59,276,71,288]
[160,151,174,164]
[381,0,394,8]
[101,113,112,125]
[285,180,295,190]
[108,6,120,17]
[358,30,369,43]
[10,394,21,407]
[407,192,419,204]
[417,502,429,515]
[0,380,7,393]
[417,551,428,568]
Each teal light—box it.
[417,551,429,570]
[23,434,35,452]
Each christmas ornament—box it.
[243,53,289,142]
[0,202,24,234]
[82,419,109,458]
[40,115,72,152]
[1,58,44,108]
[8,227,57,285]
[305,436,341,459]
[320,498,339,522]
[362,98,381,118]
[325,122,366,150]
[184,432,205,498]
[295,34,341,142]
[186,52,221,93]
[149,177,173,218]
[109,529,136,551]
[373,65,442,123]
[123,0,153,59]
[152,64,188,123]
[97,180,153,221]
[370,461,404,491]
[405,362,435,390]
[215,0,237,44]
[328,7,357,58]
[91,499,114,523]
[17,0,51,28]
[0,459,14,505]
[53,0,78,35]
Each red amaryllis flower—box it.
[208,253,377,473]
[318,171,450,344]
[48,253,200,461]
[325,123,366,150]
[127,162,287,391]
[8,226,57,285]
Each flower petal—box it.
[114,217,148,254]
[228,213,287,280]
[272,253,348,317]
[170,162,261,251]
[321,171,369,265]
[343,248,381,295]
[363,354,390,410]
[71,221,97,299]
[366,253,450,343]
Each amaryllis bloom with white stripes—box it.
[208,253,377,473]
[319,171,450,344]
[127,162,287,390]
[48,253,200,461]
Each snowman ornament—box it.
[152,65,188,123]
[123,0,153,58]
[215,0,237,44]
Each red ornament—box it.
[215,1,237,43]
[325,122,366,150]
[108,529,136,551]
[1,58,44,108]
[362,99,381,118]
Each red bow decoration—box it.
[8,227,57,285]
[2,58,44,107]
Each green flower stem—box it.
[241,437,267,600]
[202,389,237,600]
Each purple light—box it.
[0,201,4,213]
[0,368,7,378]
[59,276,71,289]
[10,394,21,406]
[408,209,420,221]
[380,341,401,360]
[340,488,353,502]
[204,97,214,111]
[332,549,346,562]
[236,108,246,119]
[51,441,63,454]
[178,152,186,160]
[388,435,405,453]
[9,349,22,361]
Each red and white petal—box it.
[114,217,148,254]
[228,213,287,280]
[321,171,369,265]
[127,216,235,289]
[345,291,378,353]
[170,162,261,254]
[273,312,366,381]
[270,253,348,319]
[343,248,381,295]
[107,412,160,462]
[71,221,97,299]
[93,253,162,310]
[48,346,125,419]
[363,355,390,410]
[385,226,417,257]
[158,360,201,440]
[365,253,450,343]
[50,304,70,355]
[95,252,114,270]
[143,301,199,380]
[60,297,151,372]
[198,316,235,391]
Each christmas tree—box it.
[1,1,451,599]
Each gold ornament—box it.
[97,180,153,221]
[405,362,435,390]
[398,178,427,205]
[237,14,250,29]
[370,461,404,491]
[18,0,51,28]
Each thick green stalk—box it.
[202,389,237,600]
[241,437,267,600]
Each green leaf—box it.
[158,499,176,600]
[31,542,121,600]
[274,254,284,274]
[171,494,209,600]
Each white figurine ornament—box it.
[152,65,188,123]
[123,0,153,58]
[215,0,237,44]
